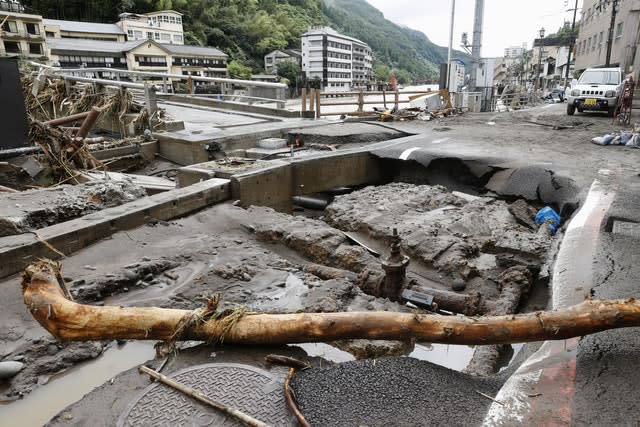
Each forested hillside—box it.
[21,0,469,81]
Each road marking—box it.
[484,178,616,426]
[432,137,450,144]
[399,147,421,160]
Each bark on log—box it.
[22,260,640,345]
[465,266,531,375]
[44,111,91,127]
[410,284,482,316]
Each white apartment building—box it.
[504,43,527,58]
[116,10,184,45]
[575,0,640,76]
[301,26,372,92]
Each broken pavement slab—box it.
[0,178,230,279]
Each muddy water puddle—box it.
[1,341,156,427]
[292,341,514,372]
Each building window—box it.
[135,55,167,66]
[127,29,134,38]
[45,31,54,37]
[176,17,182,24]
[147,32,153,39]
[173,34,182,43]
[25,23,40,35]
[161,33,170,41]
[169,16,176,24]
[28,43,42,55]
[134,30,143,39]
[615,22,623,40]
[598,31,603,48]
[2,20,18,33]
[4,41,20,53]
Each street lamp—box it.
[536,27,545,91]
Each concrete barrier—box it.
[158,94,300,118]
[0,178,230,279]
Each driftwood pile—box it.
[20,68,149,183]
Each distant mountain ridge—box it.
[322,0,470,80]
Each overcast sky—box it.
[365,0,583,57]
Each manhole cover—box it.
[118,363,294,426]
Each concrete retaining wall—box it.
[0,178,230,279]
[229,150,384,212]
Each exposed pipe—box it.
[44,111,90,126]
[292,195,330,210]
[0,146,42,159]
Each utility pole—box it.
[605,0,619,67]
[565,0,578,85]
[446,0,456,91]
[469,0,484,92]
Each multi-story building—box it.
[531,36,574,90]
[116,10,184,45]
[300,26,372,92]
[575,0,640,76]
[504,43,527,59]
[0,0,47,60]
[43,19,125,42]
[264,49,301,74]
[47,38,227,81]
[351,39,372,89]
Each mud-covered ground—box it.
[1,178,556,414]
[0,181,146,237]
[0,102,636,424]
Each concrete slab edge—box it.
[0,178,231,279]
[482,173,617,425]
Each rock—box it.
[452,278,466,291]
[47,344,59,355]
[0,361,25,379]
[123,270,139,280]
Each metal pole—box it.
[565,0,578,85]
[605,0,619,67]
[446,0,456,91]
[469,0,484,92]
[537,42,543,91]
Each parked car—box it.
[566,68,623,116]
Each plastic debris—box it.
[626,134,640,148]
[535,206,561,235]
[591,134,615,145]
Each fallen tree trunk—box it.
[22,260,640,345]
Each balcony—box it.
[1,30,44,40]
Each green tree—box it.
[276,60,301,94]
[227,60,252,79]
[373,64,391,82]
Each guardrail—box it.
[301,88,439,117]
[27,63,289,110]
